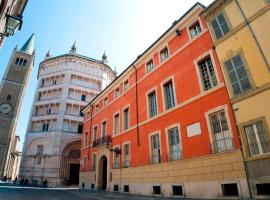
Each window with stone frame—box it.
[115,87,120,98]
[123,80,129,91]
[160,47,169,62]
[244,120,270,156]
[83,156,87,171]
[36,145,43,165]
[123,143,130,167]
[93,126,97,143]
[146,59,154,73]
[163,80,175,110]
[113,147,120,168]
[114,113,120,135]
[211,13,230,39]
[123,107,129,130]
[209,110,234,153]
[150,133,161,164]
[102,121,107,137]
[84,132,88,147]
[167,127,182,161]
[189,21,201,38]
[91,154,96,171]
[224,54,252,96]
[103,97,108,106]
[148,90,157,118]
[198,57,218,91]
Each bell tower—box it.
[0,34,35,178]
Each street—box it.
[0,186,173,200]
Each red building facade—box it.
[80,3,250,198]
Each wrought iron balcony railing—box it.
[92,136,112,147]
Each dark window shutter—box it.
[211,18,222,39]
[225,55,252,96]
[217,14,230,35]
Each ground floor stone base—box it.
[79,150,251,199]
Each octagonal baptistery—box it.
[19,43,116,186]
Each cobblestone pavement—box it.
[0,185,246,200]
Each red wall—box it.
[80,15,239,172]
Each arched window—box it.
[23,59,27,66]
[15,57,20,65]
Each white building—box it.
[20,43,116,186]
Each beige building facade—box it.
[202,0,270,198]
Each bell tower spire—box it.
[20,33,35,55]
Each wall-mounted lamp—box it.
[175,29,181,36]
[0,14,22,37]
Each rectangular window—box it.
[172,185,183,196]
[224,54,252,96]
[148,91,157,118]
[189,21,201,38]
[84,132,88,147]
[36,145,43,155]
[95,104,99,112]
[211,13,230,39]
[210,110,234,153]
[91,154,97,171]
[153,186,161,195]
[244,121,270,156]
[124,185,129,192]
[114,185,119,192]
[221,183,239,197]
[83,156,87,170]
[163,80,175,110]
[150,134,161,164]
[123,143,130,167]
[36,145,43,165]
[81,94,86,101]
[198,57,217,91]
[146,59,154,73]
[168,127,181,161]
[113,147,120,169]
[123,107,129,130]
[114,113,120,135]
[123,80,129,91]
[256,183,270,196]
[102,121,107,137]
[160,47,169,62]
[104,97,108,106]
[42,123,49,131]
[115,88,120,98]
[93,126,97,142]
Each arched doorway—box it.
[98,156,108,190]
[60,141,81,185]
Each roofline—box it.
[201,0,225,16]
[38,53,115,78]
[82,2,205,113]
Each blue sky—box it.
[0,0,213,150]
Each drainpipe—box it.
[132,65,140,147]
[235,0,270,72]
[88,105,94,160]
[212,48,252,198]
